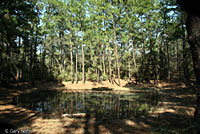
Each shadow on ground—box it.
[0,82,64,131]
[60,108,196,134]
[91,87,112,91]
[0,81,198,134]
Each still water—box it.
[12,90,160,119]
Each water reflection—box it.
[12,90,160,119]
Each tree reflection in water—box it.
[12,90,161,120]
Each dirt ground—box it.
[0,80,196,134]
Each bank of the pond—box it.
[0,81,196,134]
[62,79,130,90]
[61,79,187,91]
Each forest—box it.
[0,0,195,85]
[0,0,200,133]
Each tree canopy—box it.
[0,0,195,86]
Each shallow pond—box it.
[11,90,161,119]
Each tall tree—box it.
[177,0,200,118]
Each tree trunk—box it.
[108,47,112,84]
[113,22,120,86]
[176,40,181,81]
[181,17,190,83]
[76,46,78,84]
[128,41,131,80]
[22,35,27,80]
[59,33,63,72]
[184,13,200,118]
[42,47,46,82]
[97,68,99,83]
[112,18,120,86]
[33,23,38,68]
[81,37,85,84]
[30,24,34,85]
[141,27,146,80]
[131,37,137,73]
[166,40,170,80]
[163,10,170,79]
[149,31,157,84]
[70,40,73,84]
[102,44,106,76]
[142,39,145,80]
[16,36,21,80]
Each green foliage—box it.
[139,103,151,114]
[0,0,194,85]
[90,73,97,82]
[57,72,70,82]
[102,74,108,81]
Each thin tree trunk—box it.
[42,36,46,82]
[50,43,54,75]
[166,41,170,79]
[108,47,112,84]
[98,44,101,82]
[131,37,137,73]
[70,40,73,84]
[97,68,99,83]
[102,44,106,76]
[112,18,120,86]
[128,41,131,80]
[33,7,39,70]
[142,39,145,80]
[176,40,181,81]
[141,26,146,80]
[163,10,170,79]
[181,17,190,83]
[33,23,38,68]
[30,24,34,85]
[22,35,27,80]
[76,46,78,84]
[16,36,21,80]
[81,35,85,84]
[150,32,157,84]
[59,33,63,72]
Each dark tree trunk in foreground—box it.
[185,13,200,118]
[185,14,200,84]
[177,0,200,118]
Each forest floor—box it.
[0,80,197,134]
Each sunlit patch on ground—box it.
[0,81,197,133]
